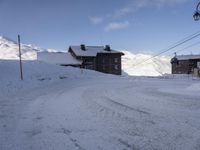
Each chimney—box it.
[80,44,86,51]
[105,45,111,51]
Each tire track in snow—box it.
[56,127,86,150]
[81,83,158,150]
[102,96,150,115]
[81,80,200,150]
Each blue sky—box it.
[0,0,199,55]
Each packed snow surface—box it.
[0,59,200,150]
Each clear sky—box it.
[0,0,199,55]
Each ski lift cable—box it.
[153,41,200,66]
[175,40,200,54]
[150,41,200,67]
[165,40,200,57]
[167,30,200,47]
[132,32,200,67]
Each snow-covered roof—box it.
[176,55,200,60]
[70,45,123,57]
[37,52,82,65]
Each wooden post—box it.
[18,35,23,80]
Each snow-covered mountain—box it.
[0,36,171,76]
[0,36,56,60]
[122,51,171,76]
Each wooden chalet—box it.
[171,54,200,74]
[68,45,124,75]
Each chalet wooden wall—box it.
[96,53,122,75]
[172,59,200,74]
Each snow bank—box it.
[0,60,96,97]
[0,58,114,98]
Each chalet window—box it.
[103,65,106,70]
[85,65,94,70]
[198,62,200,69]
[114,58,118,63]
[114,65,118,70]
[102,58,105,63]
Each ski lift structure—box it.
[170,53,179,65]
[193,2,200,21]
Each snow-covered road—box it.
[1,74,200,150]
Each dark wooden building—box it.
[171,55,200,74]
[68,45,124,75]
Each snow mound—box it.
[0,59,111,98]
[122,51,171,76]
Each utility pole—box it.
[18,35,23,80]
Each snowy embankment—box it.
[0,60,108,98]
[0,60,71,97]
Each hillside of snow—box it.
[0,36,56,60]
[122,51,171,76]
[0,36,171,76]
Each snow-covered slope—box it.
[0,36,171,76]
[122,51,171,76]
[0,36,56,60]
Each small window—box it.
[114,58,118,63]
[102,65,106,70]
[198,62,200,69]
[102,58,105,63]
[114,65,118,70]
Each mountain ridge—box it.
[121,51,171,76]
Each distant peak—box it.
[0,36,17,44]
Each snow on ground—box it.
[187,82,200,91]
[1,36,200,150]
[0,59,105,98]
[0,59,200,150]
